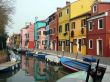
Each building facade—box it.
[70,0,96,55]
[87,2,110,57]
[20,27,28,49]
[27,23,34,49]
[58,1,70,52]
[34,20,46,49]
[37,27,46,50]
[49,12,58,51]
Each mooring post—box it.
[93,59,100,82]
[86,64,91,82]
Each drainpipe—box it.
[70,42,72,53]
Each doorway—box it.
[97,39,103,56]
[77,39,81,52]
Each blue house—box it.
[34,20,46,48]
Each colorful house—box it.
[87,2,110,57]
[27,23,34,49]
[14,34,20,48]
[20,27,28,49]
[57,1,70,52]
[70,0,96,55]
[49,12,58,51]
[34,20,46,49]
[45,18,50,50]
[37,26,46,50]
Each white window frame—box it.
[93,5,97,13]
[88,21,93,31]
[98,18,104,30]
[89,39,93,49]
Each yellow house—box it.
[70,0,96,55]
[57,2,70,52]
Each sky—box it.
[6,0,110,35]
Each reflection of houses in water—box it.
[21,56,71,82]
[21,55,34,76]
[21,55,26,70]
[27,57,34,76]
[34,60,49,81]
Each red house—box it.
[49,12,58,51]
[87,2,110,57]
[28,23,34,49]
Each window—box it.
[81,19,86,27]
[82,38,86,45]
[65,23,69,32]
[88,21,93,31]
[98,18,103,29]
[38,31,41,35]
[59,25,62,33]
[66,40,70,46]
[53,28,56,34]
[73,39,77,45]
[59,12,62,17]
[53,15,55,20]
[66,9,69,14]
[71,22,75,29]
[89,40,93,49]
[43,31,47,35]
[93,5,97,13]
[59,41,62,46]
[42,40,45,45]
[50,29,52,34]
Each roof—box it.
[91,1,110,7]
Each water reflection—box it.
[0,55,72,82]
[22,55,70,82]
[21,55,34,76]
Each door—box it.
[78,39,81,52]
[109,38,110,56]
[97,39,103,56]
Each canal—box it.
[0,55,72,82]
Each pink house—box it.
[27,23,34,49]
[37,26,46,50]
[21,28,28,49]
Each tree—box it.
[0,0,14,36]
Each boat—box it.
[8,50,20,62]
[45,55,60,64]
[60,57,107,82]
[60,57,89,72]
[17,48,27,54]
[34,53,48,59]
[83,56,96,63]
[56,71,93,82]
[26,50,35,56]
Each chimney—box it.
[66,1,70,6]
[57,7,61,11]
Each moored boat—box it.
[26,50,35,56]
[45,55,60,64]
[60,57,89,72]
[34,53,48,59]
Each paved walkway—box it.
[35,49,110,65]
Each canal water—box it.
[0,55,72,82]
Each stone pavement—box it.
[35,49,110,65]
